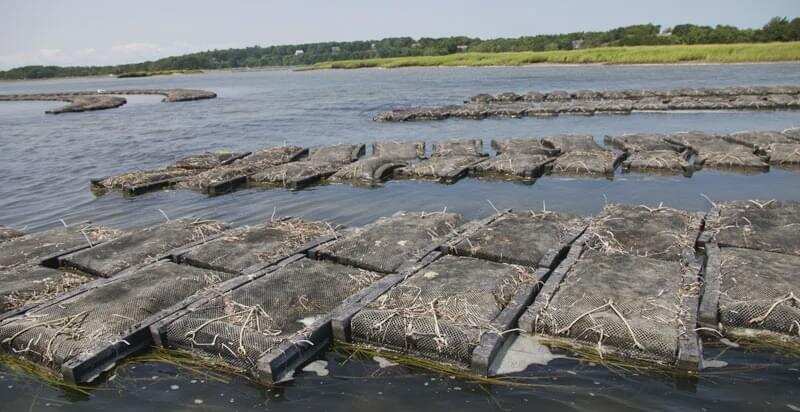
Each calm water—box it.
[1,64,800,411]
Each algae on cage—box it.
[250,161,342,188]
[173,152,249,170]
[396,156,486,183]
[350,255,539,365]
[372,141,425,160]
[490,138,560,156]
[473,154,554,179]
[0,265,91,312]
[551,150,620,177]
[179,218,335,274]
[529,250,694,364]
[0,226,24,243]
[330,157,407,182]
[307,144,365,164]
[706,200,800,256]
[540,134,601,152]
[177,146,306,192]
[0,224,120,269]
[430,139,485,157]
[156,258,383,374]
[0,261,235,380]
[586,204,702,262]
[316,211,462,273]
[710,247,800,339]
[60,219,228,277]
[448,211,587,267]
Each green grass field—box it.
[312,42,800,69]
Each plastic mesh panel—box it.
[0,226,24,243]
[431,139,484,157]
[0,224,120,269]
[61,219,228,277]
[397,156,483,181]
[449,211,586,267]
[350,255,538,365]
[604,133,679,152]
[473,154,553,179]
[767,143,800,166]
[372,141,425,160]
[724,131,794,154]
[0,265,90,312]
[95,168,199,191]
[180,218,335,274]
[307,144,364,164]
[173,152,249,170]
[177,146,305,191]
[716,247,800,337]
[161,258,383,371]
[551,150,618,176]
[317,212,462,273]
[706,200,800,256]
[541,134,600,152]
[250,161,341,188]
[490,138,560,156]
[533,251,687,363]
[624,150,688,173]
[330,157,406,182]
[585,204,701,262]
[0,261,233,370]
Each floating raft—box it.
[6,201,800,382]
[699,200,800,350]
[0,89,217,114]
[90,128,800,198]
[374,85,800,121]
[518,204,704,369]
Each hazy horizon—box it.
[2,0,799,70]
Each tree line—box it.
[2,17,799,80]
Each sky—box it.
[1,0,798,69]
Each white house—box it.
[294,50,305,56]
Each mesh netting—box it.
[541,134,600,152]
[0,261,234,371]
[585,204,701,262]
[180,218,336,274]
[177,146,306,192]
[551,150,618,177]
[490,138,561,156]
[603,133,680,152]
[0,226,24,243]
[61,219,228,277]
[724,131,794,155]
[372,141,425,160]
[706,200,800,256]
[173,152,249,170]
[350,255,538,365]
[623,150,689,173]
[448,211,586,267]
[0,265,90,312]
[94,168,199,192]
[766,143,800,167]
[249,161,341,188]
[785,127,800,141]
[715,247,800,338]
[330,157,406,182]
[0,224,120,270]
[317,211,462,273]
[695,150,768,171]
[472,154,554,179]
[307,144,364,164]
[431,139,484,157]
[160,258,383,371]
[532,250,689,363]
[396,155,484,182]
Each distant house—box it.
[411,42,421,48]
[371,43,376,49]
[659,29,673,37]
[571,39,584,49]
[331,46,341,54]
[294,49,304,56]
[456,45,469,52]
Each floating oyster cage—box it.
[697,200,800,351]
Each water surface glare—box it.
[1,64,800,411]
